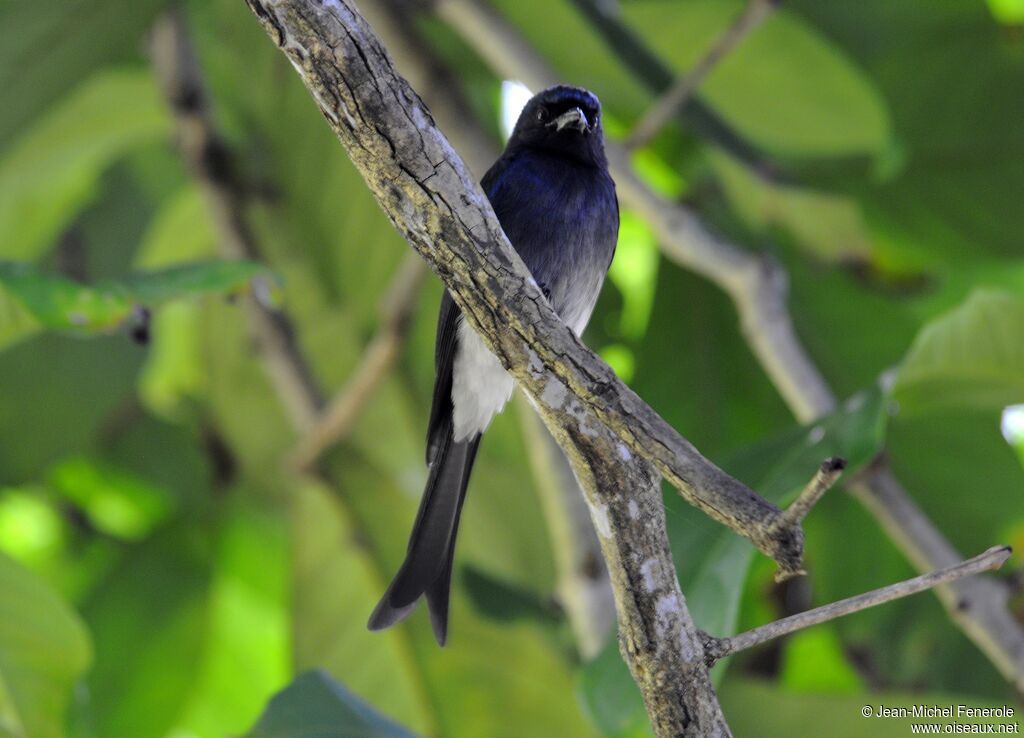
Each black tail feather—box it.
[368,424,480,644]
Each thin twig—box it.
[703,546,1013,664]
[568,0,780,177]
[288,254,426,470]
[777,456,846,530]
[626,0,777,149]
[432,0,1024,691]
[149,10,324,432]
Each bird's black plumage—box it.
[368,86,618,644]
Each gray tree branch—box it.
[433,0,1024,691]
[703,546,1012,664]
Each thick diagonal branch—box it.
[433,0,1024,691]
[242,0,818,581]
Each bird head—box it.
[507,85,606,166]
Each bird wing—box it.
[425,290,458,465]
[425,152,517,464]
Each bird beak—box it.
[551,107,589,133]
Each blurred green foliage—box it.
[0,1,1021,737]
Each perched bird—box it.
[368,85,619,645]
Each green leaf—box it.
[291,479,434,734]
[74,525,212,738]
[133,185,216,270]
[48,455,174,540]
[0,69,169,261]
[626,0,891,157]
[461,565,562,625]
[170,496,290,738]
[0,552,92,738]
[245,671,418,738]
[894,290,1024,415]
[607,212,660,340]
[988,0,1024,24]
[710,151,873,263]
[792,2,1024,266]
[0,332,143,482]
[137,302,208,418]
[0,260,275,337]
[131,185,219,415]
[0,1,170,148]
[0,288,41,354]
[779,627,865,694]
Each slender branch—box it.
[703,546,1013,664]
[432,0,1024,691]
[626,0,777,149]
[774,456,845,533]
[567,0,781,178]
[149,10,324,432]
[516,397,615,659]
[288,254,425,470]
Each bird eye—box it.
[536,107,548,123]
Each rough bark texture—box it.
[242,0,742,732]
[517,398,615,659]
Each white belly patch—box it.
[450,283,600,441]
[451,319,515,441]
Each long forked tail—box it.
[367,423,480,645]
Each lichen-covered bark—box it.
[538,393,732,736]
